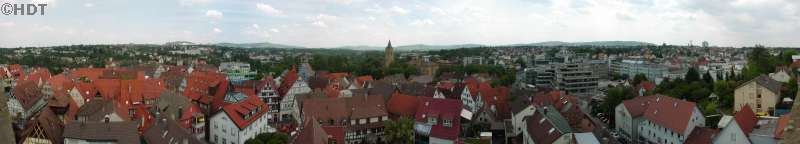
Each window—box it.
[443,119,452,127]
[214,135,218,143]
[428,117,437,125]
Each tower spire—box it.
[385,40,394,68]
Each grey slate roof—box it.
[738,75,782,95]
[143,119,207,144]
[63,121,140,144]
[75,98,115,121]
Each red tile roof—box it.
[387,92,419,117]
[637,81,656,92]
[326,73,349,80]
[74,82,97,101]
[7,64,22,76]
[415,98,462,141]
[47,74,69,96]
[278,67,298,97]
[67,68,106,81]
[734,104,757,134]
[220,94,268,129]
[256,76,278,94]
[0,67,7,79]
[641,95,698,133]
[436,82,454,90]
[323,85,340,98]
[525,110,565,144]
[119,79,164,106]
[302,98,350,125]
[350,95,387,119]
[321,126,345,144]
[531,90,592,131]
[464,78,480,97]
[183,71,226,102]
[135,105,155,133]
[293,119,330,144]
[14,80,43,110]
[179,104,204,129]
[354,75,374,88]
[23,68,51,82]
[684,127,719,144]
[622,96,658,117]
[94,79,120,99]
[210,80,229,112]
[479,86,511,120]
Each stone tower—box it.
[384,40,393,68]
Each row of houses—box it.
[615,94,793,144]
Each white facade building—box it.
[210,96,273,144]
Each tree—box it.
[632,73,648,86]
[747,47,775,74]
[599,86,634,127]
[782,77,798,99]
[244,139,264,144]
[703,71,714,84]
[713,80,736,108]
[384,117,414,144]
[685,67,701,82]
[245,133,289,144]
[515,58,527,68]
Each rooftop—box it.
[63,121,140,144]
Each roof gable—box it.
[219,94,267,129]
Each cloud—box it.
[213,28,222,33]
[179,0,212,6]
[306,14,337,28]
[256,3,284,16]
[309,14,338,21]
[312,21,328,28]
[84,3,94,8]
[616,12,636,21]
[252,24,260,29]
[431,7,446,15]
[270,28,280,33]
[33,25,54,32]
[391,6,410,15]
[205,10,223,19]
[326,0,364,5]
[410,19,435,27]
[0,21,15,27]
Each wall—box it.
[734,82,779,114]
[714,120,751,144]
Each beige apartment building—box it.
[734,75,781,115]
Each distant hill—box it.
[182,40,653,50]
[514,41,655,47]
[214,42,305,49]
[164,41,196,45]
[334,44,484,51]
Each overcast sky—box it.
[0,0,798,48]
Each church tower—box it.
[384,40,393,68]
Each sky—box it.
[0,0,798,48]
